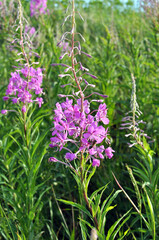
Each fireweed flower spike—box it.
[49,0,115,233]
[50,0,114,169]
[1,0,44,114]
[120,74,150,148]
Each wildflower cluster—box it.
[30,0,47,17]
[1,0,44,115]
[49,0,114,167]
[50,98,114,167]
[2,67,44,114]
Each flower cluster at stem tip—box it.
[1,67,44,114]
[30,0,48,17]
[48,0,115,167]
[49,98,114,167]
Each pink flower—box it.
[3,96,9,101]
[49,98,113,165]
[29,27,36,35]
[92,159,100,167]
[105,147,115,159]
[83,122,107,144]
[22,105,26,113]
[2,67,44,113]
[12,98,18,104]
[76,99,90,114]
[89,145,105,159]
[36,97,43,107]
[30,0,47,17]
[1,110,8,115]
[96,103,109,125]
[65,153,76,161]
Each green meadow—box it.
[0,0,159,239]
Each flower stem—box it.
[71,0,98,231]
[18,0,30,82]
[71,0,84,175]
[83,189,99,230]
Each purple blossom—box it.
[30,0,47,17]
[3,96,9,101]
[1,110,8,115]
[49,8,114,168]
[22,105,26,113]
[96,103,109,125]
[89,145,105,159]
[36,97,43,107]
[2,67,44,113]
[30,27,36,35]
[92,159,100,167]
[105,147,114,159]
[65,153,76,161]
[12,98,18,104]
[83,122,107,144]
[76,99,90,114]
[50,98,112,166]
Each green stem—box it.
[83,188,99,230]
[18,0,30,81]
[71,0,99,232]
[71,0,84,165]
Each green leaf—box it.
[144,188,155,239]
[106,209,131,240]
[152,167,159,187]
[90,183,109,203]
[99,190,121,232]
[30,186,51,220]
[70,228,75,240]
[58,199,92,219]
[84,164,96,195]
[79,219,87,240]
[0,203,18,240]
[142,137,150,152]
[46,223,58,240]
[111,215,130,239]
